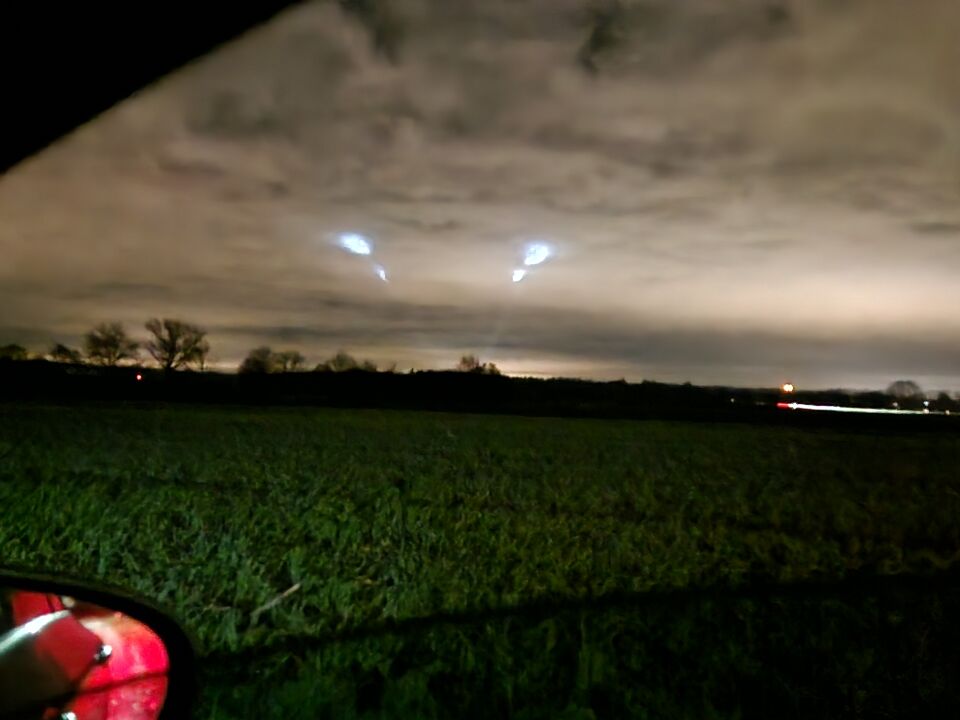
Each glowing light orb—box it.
[512,269,527,283]
[135,373,143,381]
[781,382,795,393]
[375,264,388,282]
[523,242,552,266]
[337,232,372,255]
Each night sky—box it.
[2,0,958,390]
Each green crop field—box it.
[1,404,959,718]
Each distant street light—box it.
[781,382,795,393]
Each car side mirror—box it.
[0,569,195,720]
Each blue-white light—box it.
[338,232,373,256]
[523,242,552,266]
[375,264,388,282]
[512,269,527,283]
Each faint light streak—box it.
[337,232,373,256]
[512,269,527,283]
[777,402,928,415]
[374,264,388,282]
[523,242,552,266]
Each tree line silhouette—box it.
[1,320,212,372]
[2,320,958,427]
[1,319,956,414]
[1,323,950,410]
[0,319,501,377]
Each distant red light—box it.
[776,402,790,409]
[135,373,143,382]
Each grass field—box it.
[1,404,959,718]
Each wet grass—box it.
[1,404,959,717]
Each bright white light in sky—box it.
[375,264,388,282]
[523,242,552,267]
[4,0,960,391]
[338,232,372,255]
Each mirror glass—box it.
[0,587,170,720]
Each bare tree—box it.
[195,338,211,371]
[275,351,306,372]
[239,346,276,374]
[48,343,83,363]
[456,354,501,375]
[935,392,956,411]
[360,359,378,372]
[330,351,359,372]
[0,344,28,361]
[145,318,208,372]
[84,323,139,366]
[886,380,924,399]
[886,380,925,410]
[316,351,359,373]
[457,354,481,373]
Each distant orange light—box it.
[781,382,795,393]
[135,373,143,381]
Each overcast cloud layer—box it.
[2,0,958,390]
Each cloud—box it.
[1,0,958,390]
[64,282,175,303]
[912,221,960,236]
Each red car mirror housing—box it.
[0,568,196,720]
